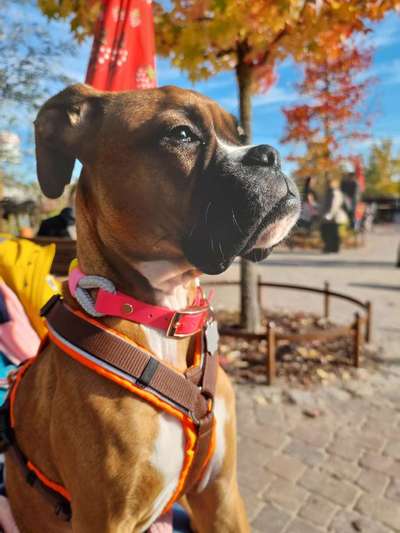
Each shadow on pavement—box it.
[264,259,395,269]
[349,282,400,291]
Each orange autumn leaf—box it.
[281,38,375,182]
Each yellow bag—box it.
[0,236,60,338]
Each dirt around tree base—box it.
[217,310,378,388]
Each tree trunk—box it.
[236,47,262,333]
[322,63,332,184]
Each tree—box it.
[0,0,76,123]
[0,132,20,165]
[37,0,101,41]
[38,0,400,332]
[153,1,399,332]
[281,38,373,183]
[0,131,20,199]
[364,139,400,197]
[0,0,79,187]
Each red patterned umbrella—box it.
[86,0,157,91]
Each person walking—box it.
[320,178,349,253]
[341,171,361,230]
[299,176,319,231]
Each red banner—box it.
[86,0,156,91]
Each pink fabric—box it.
[0,495,171,532]
[69,267,209,336]
[68,266,82,298]
[0,495,20,533]
[0,281,40,365]
[148,510,173,533]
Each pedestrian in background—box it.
[299,176,319,232]
[341,171,361,230]
[320,178,349,253]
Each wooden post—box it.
[365,301,372,343]
[353,312,363,368]
[257,274,262,308]
[266,321,276,385]
[323,281,330,319]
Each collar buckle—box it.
[166,306,209,338]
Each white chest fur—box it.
[146,397,227,527]
[143,327,186,368]
[144,413,184,531]
[133,261,227,521]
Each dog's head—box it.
[35,84,300,275]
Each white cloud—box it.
[343,135,400,160]
[369,16,400,49]
[253,86,297,107]
[217,85,297,112]
[369,59,400,86]
[156,59,236,92]
[351,13,400,53]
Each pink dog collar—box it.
[68,267,210,337]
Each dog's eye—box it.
[169,126,198,143]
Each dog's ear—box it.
[34,83,101,199]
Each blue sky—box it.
[3,4,400,181]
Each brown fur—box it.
[6,85,249,532]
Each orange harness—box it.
[0,296,218,522]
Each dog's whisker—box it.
[231,208,244,235]
[187,222,197,238]
[218,241,225,261]
[204,201,212,225]
[209,236,216,255]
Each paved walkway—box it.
[207,225,400,532]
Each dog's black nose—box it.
[243,144,280,168]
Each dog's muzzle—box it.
[183,143,301,274]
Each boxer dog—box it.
[5,84,300,532]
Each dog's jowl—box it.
[4,84,300,533]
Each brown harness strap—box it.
[179,349,219,493]
[42,296,216,425]
[42,295,218,495]
[1,295,218,523]
[183,412,214,493]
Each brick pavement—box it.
[209,225,400,532]
[235,367,400,532]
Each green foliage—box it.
[364,139,400,197]
[37,0,101,41]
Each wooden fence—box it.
[202,278,372,385]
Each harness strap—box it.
[182,411,215,494]
[42,295,219,494]
[2,295,218,522]
[41,295,212,423]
